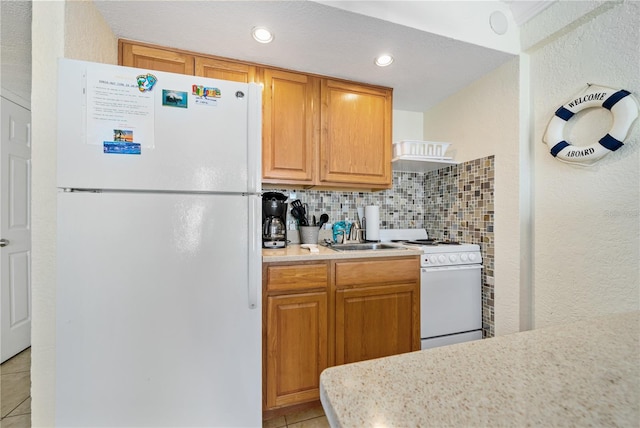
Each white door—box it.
[1,97,32,363]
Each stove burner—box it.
[439,241,461,245]
[402,239,461,246]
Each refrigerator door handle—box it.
[247,83,262,194]
[248,196,261,309]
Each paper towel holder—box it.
[360,217,381,242]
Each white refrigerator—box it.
[55,59,262,426]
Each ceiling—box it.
[94,0,524,112]
[2,1,553,112]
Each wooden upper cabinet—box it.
[118,40,393,189]
[261,68,319,184]
[195,57,256,83]
[119,41,195,75]
[320,80,392,188]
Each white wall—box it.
[31,1,116,424]
[423,59,521,335]
[526,1,639,327]
[393,109,424,142]
[0,0,32,108]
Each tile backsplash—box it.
[267,154,495,337]
[267,171,427,230]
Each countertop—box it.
[262,243,422,262]
[320,311,640,427]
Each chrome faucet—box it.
[345,221,364,243]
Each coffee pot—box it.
[262,192,287,248]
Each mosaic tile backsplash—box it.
[268,155,495,338]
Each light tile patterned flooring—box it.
[263,405,329,428]
[0,347,31,428]
[0,348,327,428]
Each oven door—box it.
[421,264,482,348]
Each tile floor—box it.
[262,406,329,428]
[0,348,327,428]
[263,405,329,428]
[0,347,31,428]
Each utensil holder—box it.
[299,226,319,245]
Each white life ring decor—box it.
[543,84,638,166]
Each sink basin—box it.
[328,243,407,252]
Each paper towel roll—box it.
[364,205,380,241]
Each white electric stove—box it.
[380,229,483,349]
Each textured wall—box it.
[31,3,65,424]
[423,59,521,335]
[31,1,117,425]
[0,1,32,108]
[65,0,118,62]
[529,1,640,327]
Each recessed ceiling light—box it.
[252,27,274,44]
[375,54,394,67]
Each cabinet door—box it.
[261,68,319,184]
[320,80,392,188]
[266,292,328,409]
[195,57,256,82]
[119,42,194,74]
[335,283,418,365]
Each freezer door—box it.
[57,59,261,193]
[56,192,261,426]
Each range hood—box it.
[391,140,458,172]
[392,155,458,173]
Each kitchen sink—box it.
[328,243,408,252]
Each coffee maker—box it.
[262,192,288,248]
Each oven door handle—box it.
[422,264,483,272]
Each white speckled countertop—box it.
[320,311,640,427]
[262,244,422,262]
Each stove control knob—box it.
[449,254,458,262]
[438,255,446,263]
[469,253,477,262]
[460,253,468,262]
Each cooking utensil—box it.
[291,206,308,226]
[291,200,309,225]
[318,213,329,229]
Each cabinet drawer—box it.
[265,263,329,292]
[334,257,419,288]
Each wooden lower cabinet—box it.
[336,283,418,365]
[263,256,419,413]
[334,257,420,365]
[263,262,329,412]
[265,292,328,409]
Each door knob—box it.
[0,239,9,247]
